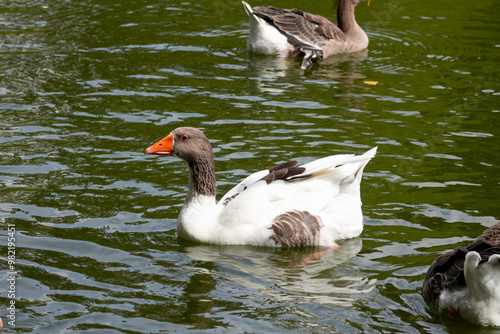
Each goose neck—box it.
[187,158,217,199]
[337,0,359,34]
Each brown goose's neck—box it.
[188,158,217,198]
[337,0,359,34]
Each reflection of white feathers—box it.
[183,238,376,307]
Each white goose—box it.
[242,0,370,69]
[423,223,500,326]
[145,127,376,248]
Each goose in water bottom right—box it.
[423,223,500,326]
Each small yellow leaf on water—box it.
[364,81,378,85]
[368,0,371,6]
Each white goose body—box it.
[423,223,500,326]
[146,127,376,247]
[242,0,369,69]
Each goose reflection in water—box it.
[180,237,376,308]
[246,49,369,94]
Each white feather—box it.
[439,251,500,326]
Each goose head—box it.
[145,127,213,163]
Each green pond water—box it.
[1,0,500,332]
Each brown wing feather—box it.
[269,210,324,246]
[477,223,500,244]
[268,160,299,172]
[423,223,500,305]
[261,160,307,185]
[223,160,308,206]
[302,12,346,41]
[422,246,468,304]
[252,5,284,18]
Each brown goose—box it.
[145,127,376,247]
[423,223,500,326]
[242,0,369,69]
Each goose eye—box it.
[180,135,189,141]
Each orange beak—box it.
[145,134,174,155]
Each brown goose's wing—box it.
[477,223,500,245]
[422,246,468,305]
[252,6,345,56]
[423,223,500,306]
[301,11,346,42]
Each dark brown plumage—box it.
[260,160,307,184]
[269,210,324,246]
